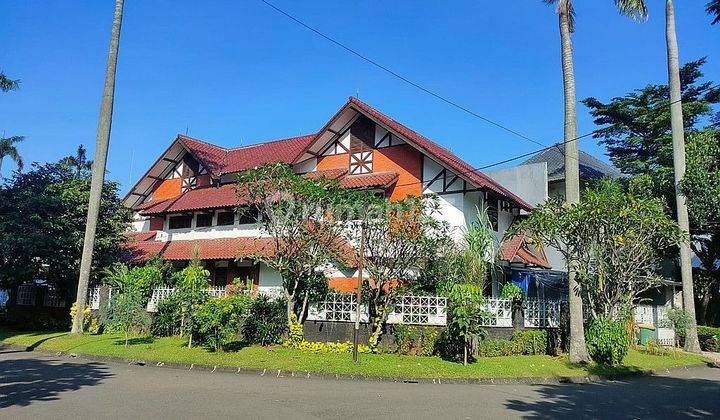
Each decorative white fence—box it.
[146,288,176,312]
[635,304,675,346]
[479,298,513,327]
[524,298,563,328]
[87,286,119,310]
[43,286,66,308]
[388,295,447,326]
[16,285,36,306]
[307,293,369,323]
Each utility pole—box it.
[352,207,366,363]
[665,0,701,352]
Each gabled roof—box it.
[522,147,623,182]
[126,98,531,211]
[297,97,532,210]
[499,233,551,269]
[137,184,253,216]
[124,134,315,207]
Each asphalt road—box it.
[1,348,719,419]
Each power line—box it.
[258,0,545,148]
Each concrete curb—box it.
[1,341,714,386]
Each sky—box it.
[1,1,718,195]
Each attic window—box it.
[196,213,213,228]
[217,211,235,226]
[168,215,192,230]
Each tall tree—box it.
[72,0,124,334]
[708,0,720,25]
[0,136,24,177]
[665,0,701,353]
[583,59,719,175]
[544,0,648,364]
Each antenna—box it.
[355,88,359,99]
[185,125,189,135]
[129,148,135,185]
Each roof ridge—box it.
[177,134,227,151]
[226,133,316,151]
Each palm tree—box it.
[708,1,720,25]
[0,73,19,92]
[0,136,24,177]
[665,0,702,353]
[544,0,648,364]
[72,0,125,334]
[60,145,93,177]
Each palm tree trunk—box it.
[71,0,125,334]
[665,0,701,353]
[0,157,3,178]
[558,1,590,364]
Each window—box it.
[485,193,499,232]
[217,211,235,226]
[196,213,213,228]
[168,215,192,229]
[237,206,259,225]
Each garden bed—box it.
[0,329,709,380]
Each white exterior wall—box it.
[130,213,150,232]
[258,263,284,297]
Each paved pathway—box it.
[1,348,719,419]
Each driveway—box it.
[1,348,719,419]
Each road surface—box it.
[1,348,719,419]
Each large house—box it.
[122,98,547,296]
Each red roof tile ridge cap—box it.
[225,133,317,152]
[177,134,229,152]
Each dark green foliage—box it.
[586,317,630,366]
[0,148,131,298]
[0,306,69,331]
[475,330,549,357]
[697,326,720,352]
[151,293,182,337]
[393,324,440,356]
[582,59,719,175]
[242,295,287,346]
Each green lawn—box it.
[0,329,708,379]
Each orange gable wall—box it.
[315,145,422,201]
[317,153,349,171]
[374,145,422,201]
[152,178,182,200]
[150,175,211,201]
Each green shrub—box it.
[106,293,152,346]
[500,283,524,301]
[151,293,182,337]
[242,295,287,345]
[477,338,519,357]
[698,326,720,352]
[511,330,548,355]
[586,317,630,366]
[194,294,252,351]
[394,324,440,356]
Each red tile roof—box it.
[343,97,533,211]
[177,134,315,177]
[138,184,252,215]
[121,237,277,264]
[499,234,551,269]
[340,171,399,189]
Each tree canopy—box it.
[0,148,131,298]
[510,180,683,320]
[582,58,719,175]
